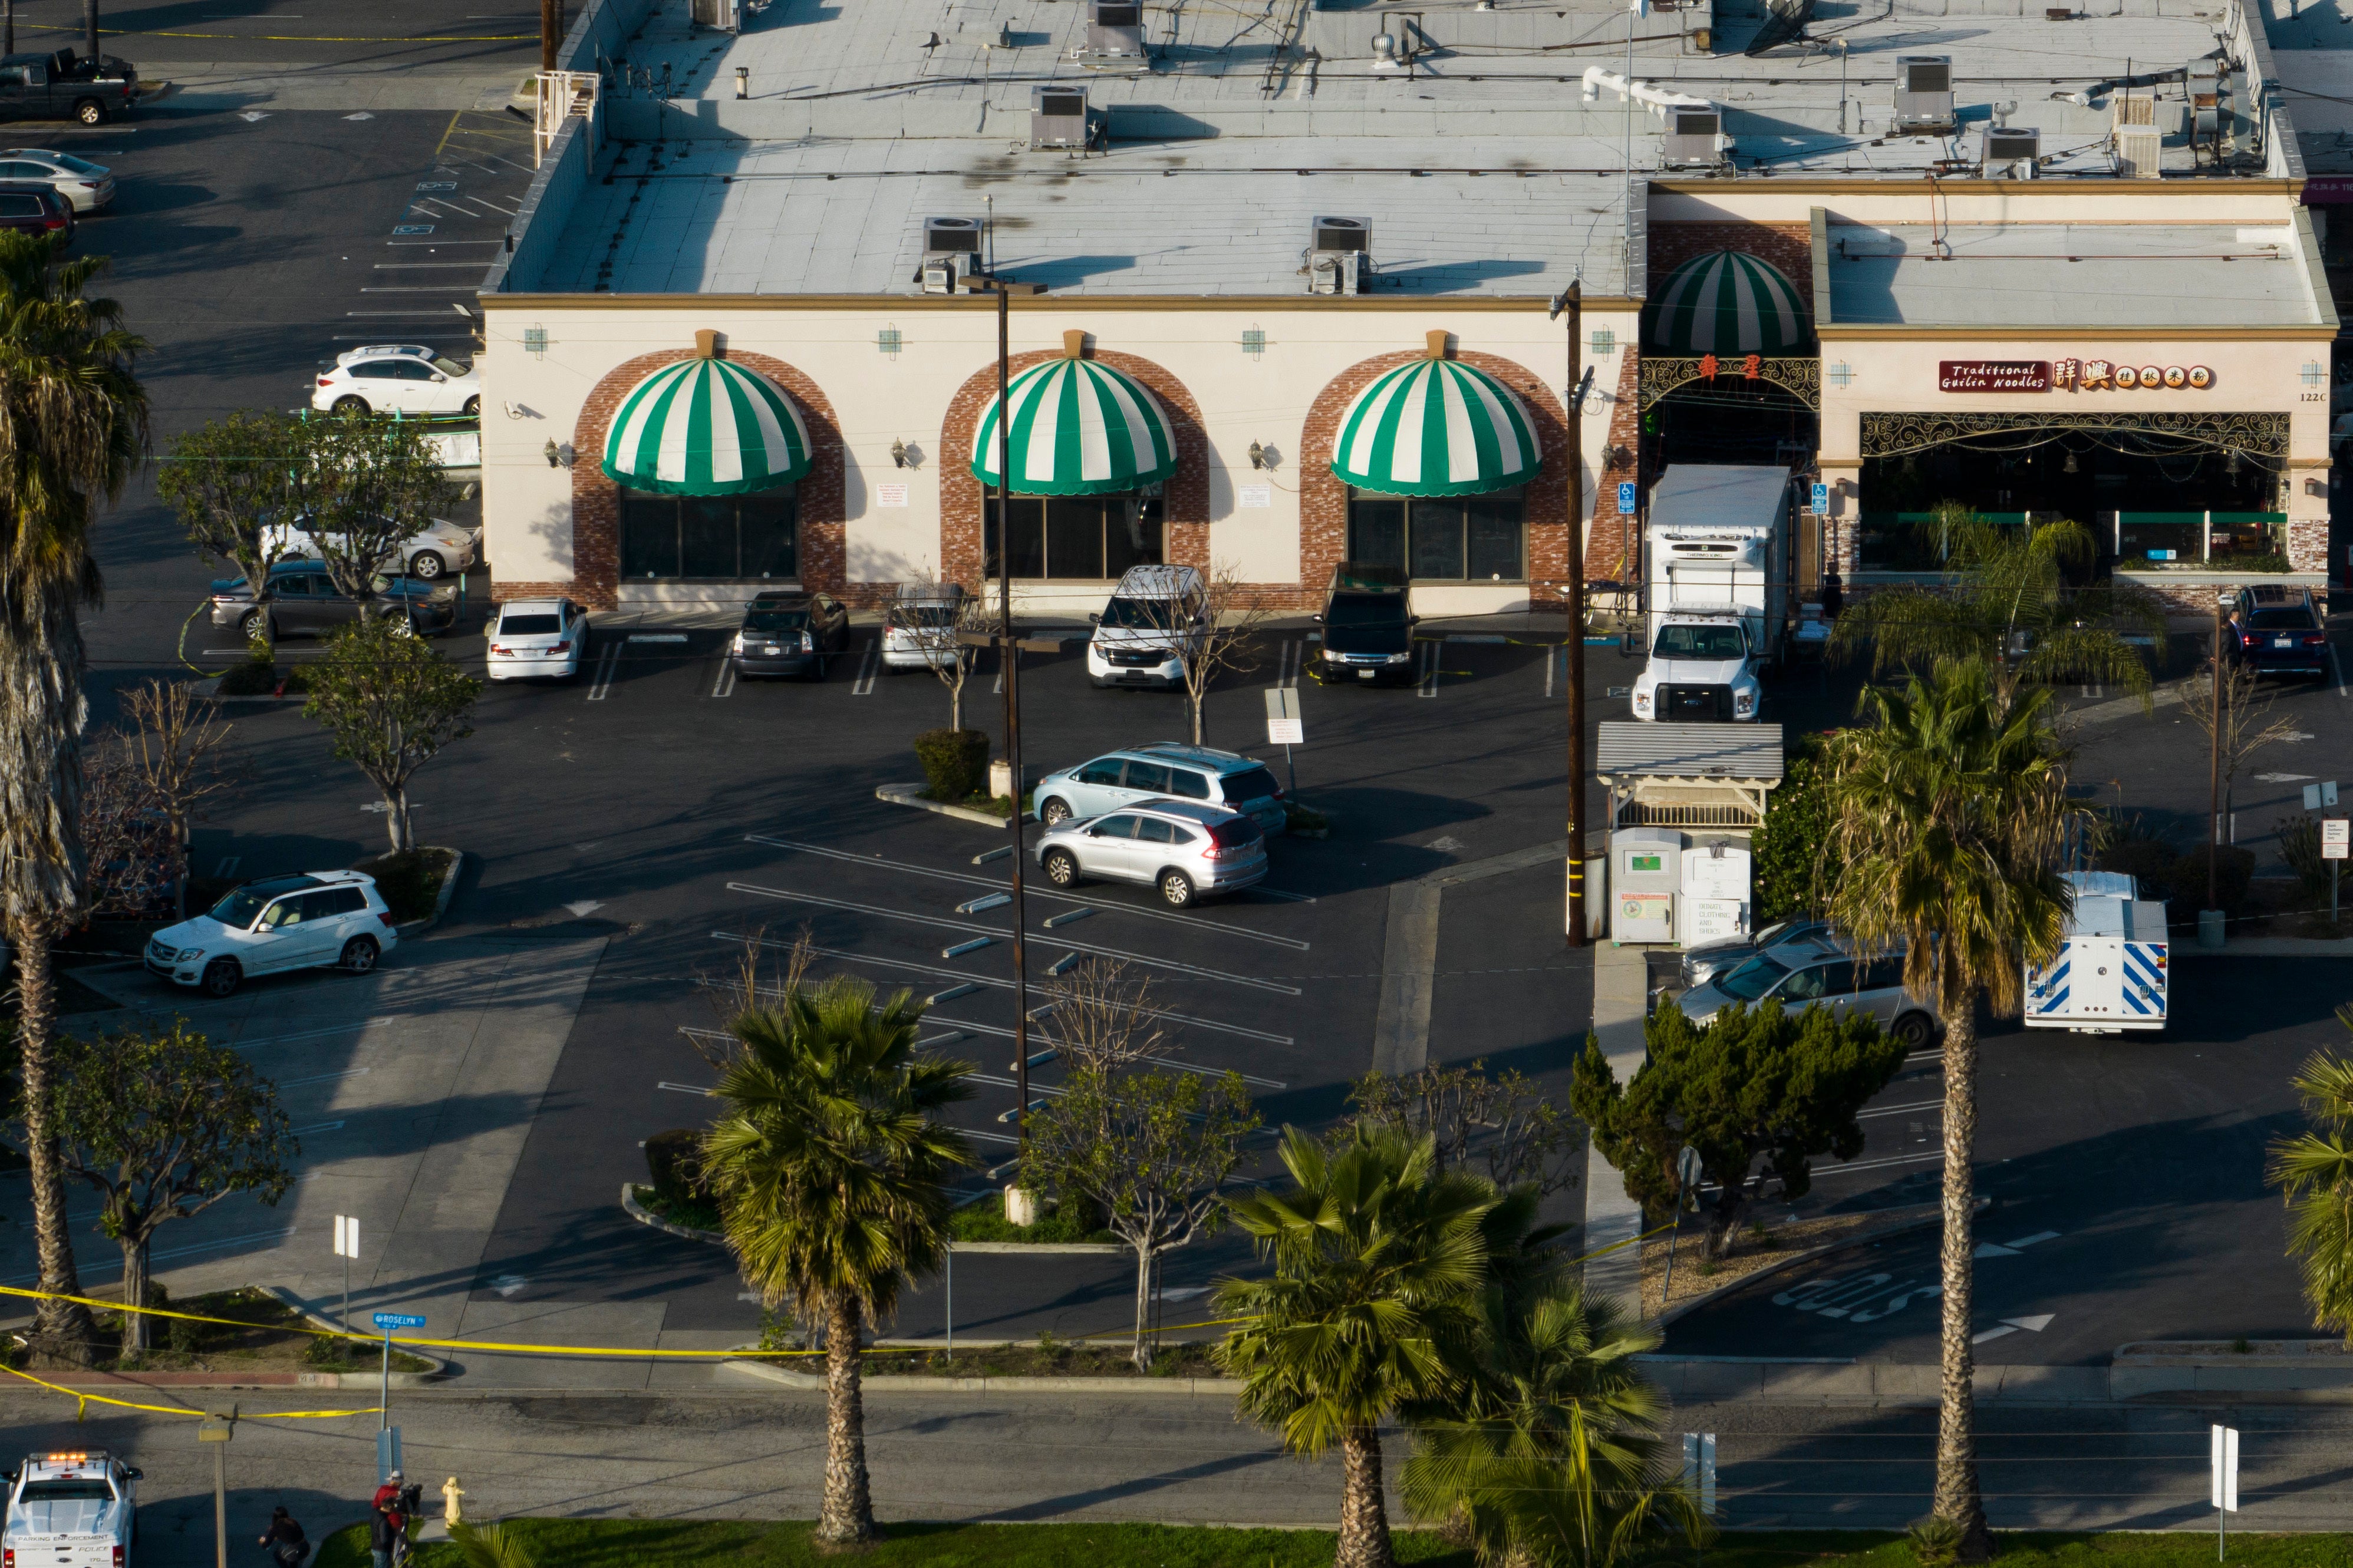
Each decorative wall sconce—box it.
[544,440,575,468]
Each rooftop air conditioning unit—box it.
[1662,106,1725,167]
[2187,57,2221,143]
[1893,55,1955,133]
[1030,87,1093,149]
[1306,216,1373,295]
[1082,0,1146,56]
[919,216,984,293]
[1981,126,2039,174]
[2114,122,2163,177]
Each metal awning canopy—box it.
[1595,721,1785,829]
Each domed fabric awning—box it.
[1330,356,1541,498]
[602,356,814,497]
[1642,250,1812,357]
[970,356,1179,497]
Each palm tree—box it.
[1214,1124,1498,1568]
[1822,657,2087,1560]
[447,1521,535,1568]
[2267,1018,2353,1336]
[700,975,974,1546]
[1402,1283,1703,1568]
[1833,507,2164,707]
[0,231,146,1360]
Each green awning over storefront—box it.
[1642,250,1812,357]
[970,354,1179,496]
[1330,354,1541,498]
[602,355,814,497]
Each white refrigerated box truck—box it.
[2024,870,2169,1032]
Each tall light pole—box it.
[1550,282,1589,948]
[2208,592,2226,910]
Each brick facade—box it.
[1583,348,1645,586]
[938,345,1210,595]
[1297,346,1573,610]
[1646,222,1815,312]
[494,346,848,610]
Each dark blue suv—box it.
[2232,585,2330,681]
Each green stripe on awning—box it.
[1329,358,1541,498]
[602,357,813,496]
[1642,250,1812,358]
[971,357,1179,496]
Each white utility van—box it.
[2024,870,2169,1032]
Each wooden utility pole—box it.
[1552,282,1589,947]
[541,0,559,71]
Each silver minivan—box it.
[1676,939,1940,1049]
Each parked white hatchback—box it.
[486,598,588,681]
[145,871,398,997]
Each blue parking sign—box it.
[1616,481,1637,514]
[1811,481,1829,513]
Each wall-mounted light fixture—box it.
[735,67,749,98]
[1248,441,1267,470]
[891,438,909,468]
[543,439,575,468]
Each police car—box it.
[4,1450,141,1568]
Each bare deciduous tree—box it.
[1348,1059,1584,1198]
[118,681,233,915]
[1037,958,1174,1069]
[2179,656,2300,824]
[1126,559,1276,746]
[913,587,992,733]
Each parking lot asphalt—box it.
[4,0,543,70]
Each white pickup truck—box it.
[4,1451,140,1568]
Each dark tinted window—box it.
[1098,593,1187,629]
[19,1480,113,1502]
[1861,956,1907,991]
[1217,767,1281,804]
[0,194,44,217]
[1324,593,1406,628]
[1778,960,1854,1001]
[743,609,809,631]
[388,360,437,381]
[1167,826,1199,845]
[1092,815,1140,839]
[349,361,398,380]
[1166,770,1211,801]
[1654,624,1746,659]
[1075,758,1123,787]
[2249,609,2316,629]
[1208,816,1262,847]
[1125,761,1171,793]
[1138,818,1176,844]
[1715,955,1789,1002]
[499,613,562,635]
[324,887,368,916]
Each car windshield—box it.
[2249,609,2315,630]
[1099,596,1182,630]
[208,887,273,929]
[19,1480,113,1502]
[744,609,809,631]
[429,355,470,377]
[1653,623,1746,659]
[1715,954,1790,1002]
[1324,593,1405,628]
[499,613,562,635]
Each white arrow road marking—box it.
[344,112,374,120]
[1972,1325,2018,1344]
[2004,1231,2060,1248]
[2003,1314,2054,1332]
[1974,1243,2019,1258]
[563,900,603,917]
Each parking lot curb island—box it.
[1654,1197,1985,1328]
[722,1357,1245,1395]
[388,847,465,937]
[622,1183,725,1246]
[875,782,1033,828]
[254,1285,449,1387]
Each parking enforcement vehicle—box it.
[4,1450,141,1568]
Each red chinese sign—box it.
[1939,361,2052,392]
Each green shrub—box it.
[1750,732,1838,924]
[1906,1514,1966,1568]
[2279,813,2332,894]
[644,1128,708,1203]
[914,728,990,803]
[2170,844,2255,917]
[216,662,279,696]
[304,1332,351,1369]
[351,848,452,922]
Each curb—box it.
[189,676,301,705]
[256,1285,449,1387]
[875,783,1033,828]
[390,848,465,938]
[622,1184,726,1245]
[722,1358,1243,1395]
[1653,1198,1978,1328]
[949,1240,1125,1256]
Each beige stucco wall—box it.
[474,300,1640,610]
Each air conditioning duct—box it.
[2114,123,2163,177]
[1893,55,1955,133]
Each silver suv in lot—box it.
[145,870,398,996]
[1036,798,1267,907]
[1676,935,1940,1049]
[1034,743,1286,836]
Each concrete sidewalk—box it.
[1580,939,1650,1310]
[154,66,525,113]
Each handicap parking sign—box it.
[1616,481,1636,514]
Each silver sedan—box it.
[0,148,113,211]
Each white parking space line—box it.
[744,834,1311,950]
[289,1121,346,1136]
[852,639,880,696]
[1418,641,1439,698]
[914,1008,1288,1088]
[1856,1099,1946,1120]
[1544,645,1556,699]
[586,641,621,701]
[213,856,241,877]
[2333,641,2349,699]
[723,886,1304,995]
[1810,1150,1946,1178]
[5,1229,295,1287]
[279,1067,370,1089]
[657,1080,714,1097]
[764,938,1297,1046]
[232,1019,390,1051]
[709,659,737,699]
[1274,639,1301,689]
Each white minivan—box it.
[1086,563,1205,690]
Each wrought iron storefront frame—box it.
[1858,410,2289,459]
[1640,355,1821,411]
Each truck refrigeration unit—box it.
[2024,870,2169,1032]
[1629,465,1792,724]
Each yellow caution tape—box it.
[0,1362,381,1420]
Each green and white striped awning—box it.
[602,356,814,497]
[1330,356,1541,499]
[1642,250,1812,358]
[970,356,1179,497]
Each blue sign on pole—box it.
[1616,481,1637,514]
[1811,481,1830,513]
[373,1312,427,1329]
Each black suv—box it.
[2232,584,2330,680]
[0,183,68,243]
[207,563,458,641]
[729,590,849,679]
[1312,562,1416,686]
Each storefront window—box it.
[620,486,799,580]
[2117,513,2203,566]
[1347,490,1525,581]
[984,495,1163,580]
[2209,512,2288,569]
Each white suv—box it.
[312,345,480,418]
[146,872,399,997]
[4,1450,140,1568]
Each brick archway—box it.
[1297,349,1574,606]
[938,348,1210,590]
[556,348,846,609]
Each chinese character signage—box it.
[1937,358,2214,393]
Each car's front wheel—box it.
[409,550,446,580]
[332,395,369,415]
[1159,869,1197,908]
[1891,1012,1936,1050]
[382,610,418,637]
[462,395,481,417]
[73,97,104,125]
[1039,797,1073,827]
[340,936,380,974]
[201,958,241,998]
[1043,848,1080,888]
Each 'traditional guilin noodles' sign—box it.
[1938,359,2215,393]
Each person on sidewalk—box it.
[368,1473,406,1568]
[256,1505,307,1568]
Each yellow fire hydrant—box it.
[441,1477,466,1529]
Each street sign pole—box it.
[371,1313,426,1437]
[1683,1431,1716,1567]
[2211,1422,2239,1560]
[1263,688,1304,799]
[198,1407,235,1568]
[1660,1146,1703,1306]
